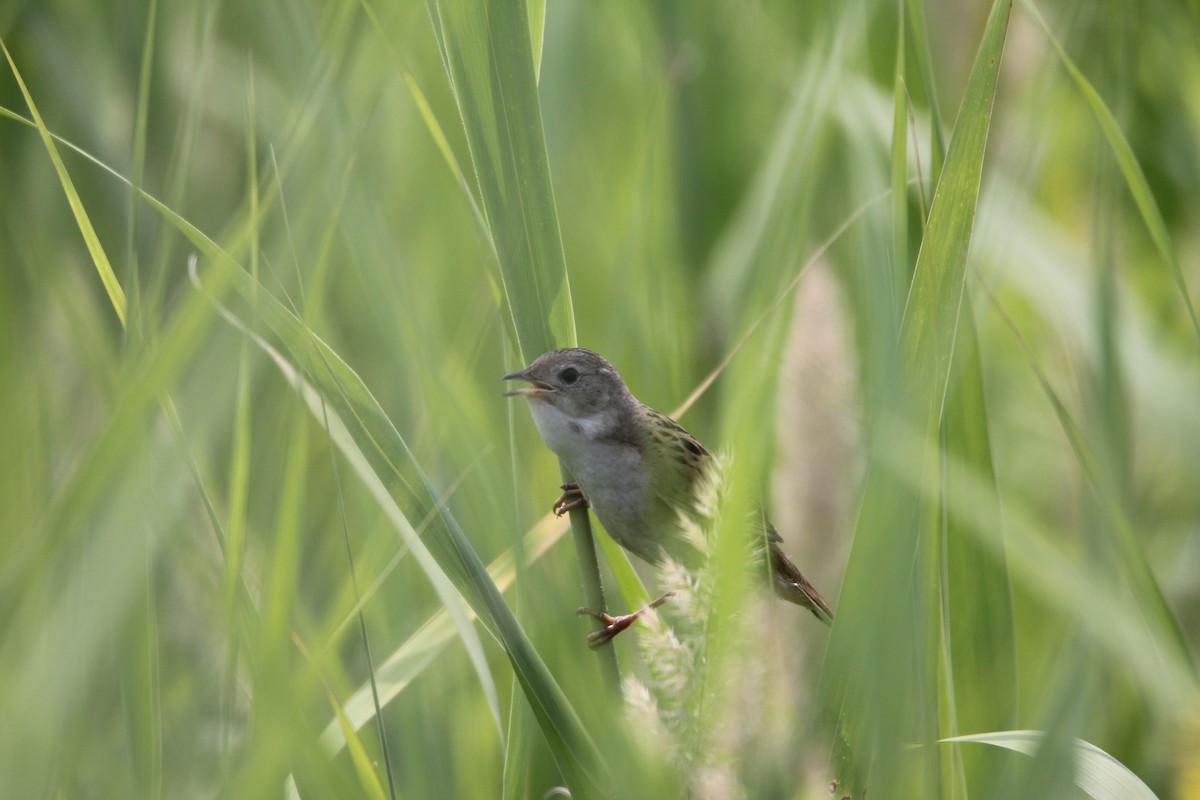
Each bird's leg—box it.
[577,592,674,649]
[552,482,590,516]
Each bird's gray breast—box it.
[526,399,664,563]
[562,437,665,563]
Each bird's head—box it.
[503,348,634,445]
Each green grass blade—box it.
[704,28,848,318]
[943,731,1160,800]
[1,37,127,326]
[2,254,237,592]
[501,677,534,800]
[985,289,1194,672]
[124,0,157,334]
[1023,0,1200,351]
[882,421,1196,711]
[940,308,1017,795]
[331,698,389,800]
[891,0,909,331]
[527,0,545,83]
[259,398,309,680]
[905,0,947,183]
[318,514,566,759]
[899,0,1010,402]
[424,0,575,359]
[358,0,497,259]
[322,399,399,799]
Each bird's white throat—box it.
[526,398,615,455]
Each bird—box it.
[503,347,833,647]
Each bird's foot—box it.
[577,592,674,649]
[552,482,590,516]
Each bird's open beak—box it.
[502,369,556,397]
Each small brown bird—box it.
[504,348,833,646]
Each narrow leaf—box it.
[1023,0,1200,350]
[1,38,127,326]
[424,0,575,359]
[944,730,1160,800]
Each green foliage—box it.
[1,0,1197,797]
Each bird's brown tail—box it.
[768,536,834,626]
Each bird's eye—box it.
[560,367,580,384]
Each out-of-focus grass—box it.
[1,0,1198,797]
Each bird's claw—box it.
[552,482,589,516]
[577,608,638,649]
[576,593,675,649]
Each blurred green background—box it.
[1,0,1198,797]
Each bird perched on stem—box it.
[504,348,832,647]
